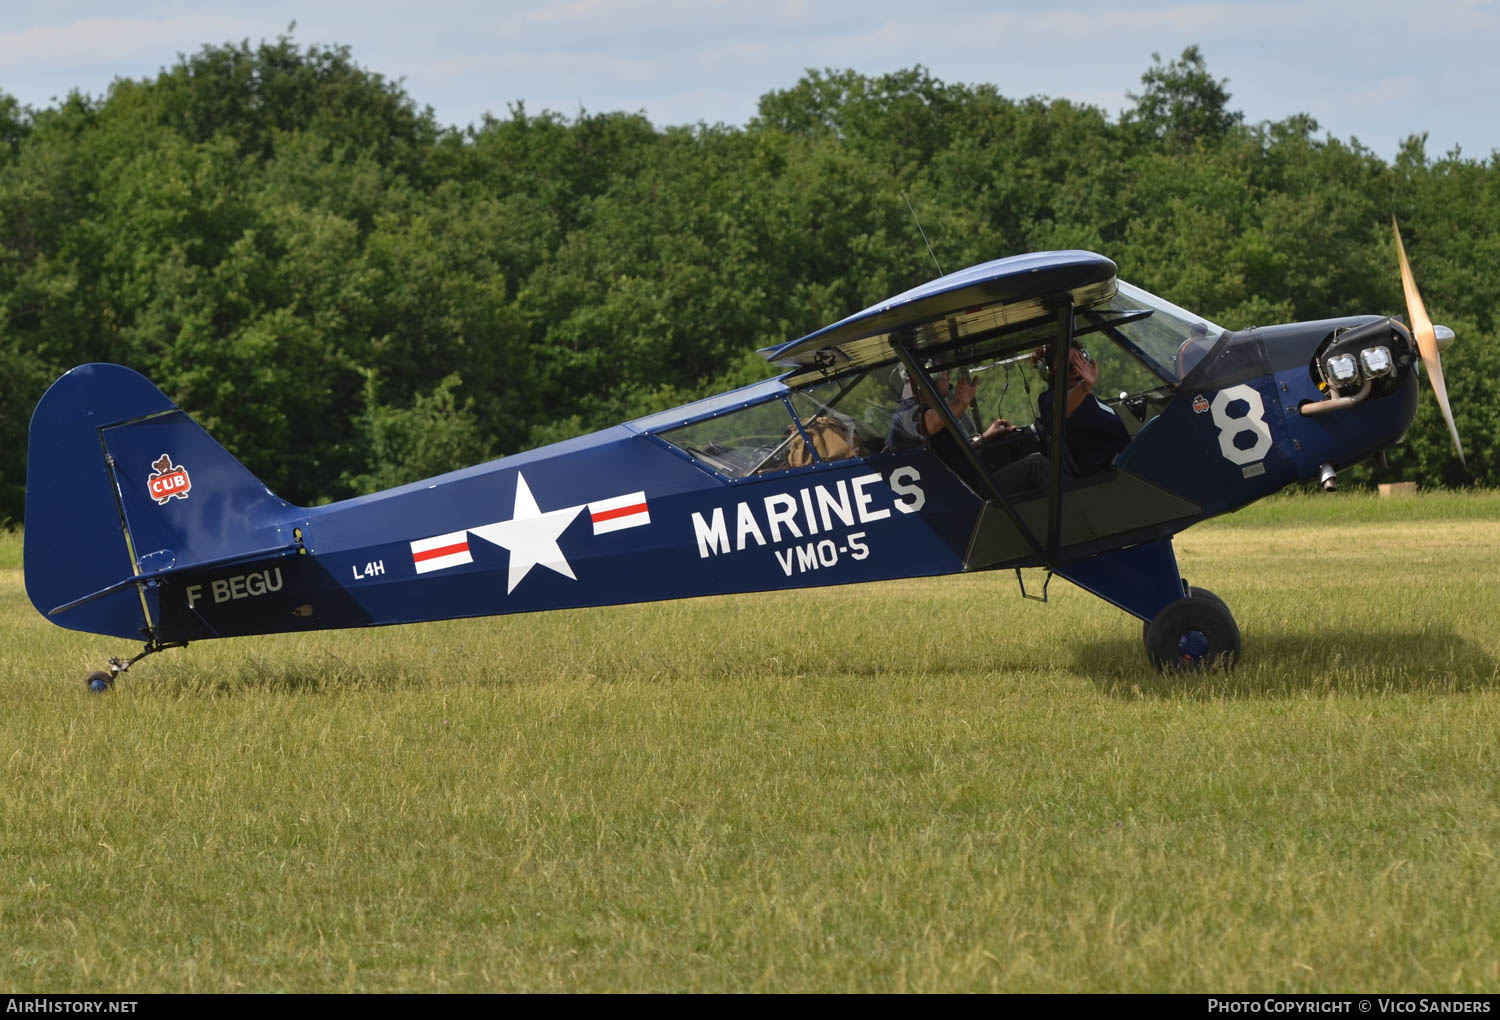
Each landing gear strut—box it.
[85,638,188,693]
[1143,586,1241,671]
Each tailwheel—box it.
[1144,587,1240,671]
[83,639,189,693]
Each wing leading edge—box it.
[761,251,1118,378]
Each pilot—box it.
[1034,341,1130,476]
[888,367,1049,495]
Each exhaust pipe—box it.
[1319,463,1338,492]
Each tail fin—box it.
[25,364,295,640]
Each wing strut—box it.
[890,336,1046,562]
[1044,301,1074,563]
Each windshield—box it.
[1084,281,1227,382]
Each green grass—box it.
[2,493,1498,992]
[1206,486,1500,527]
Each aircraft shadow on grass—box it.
[1077,628,1497,698]
[130,623,1496,698]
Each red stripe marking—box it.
[591,502,647,523]
[412,541,468,562]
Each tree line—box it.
[2,38,1496,521]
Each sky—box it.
[3,0,1498,162]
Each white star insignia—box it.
[468,473,585,594]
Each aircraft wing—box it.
[761,251,1116,377]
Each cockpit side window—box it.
[787,370,899,460]
[657,372,893,478]
[658,399,802,478]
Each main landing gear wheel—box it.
[1144,587,1241,671]
[85,671,114,694]
[1141,586,1230,643]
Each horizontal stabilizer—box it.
[46,540,303,618]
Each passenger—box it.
[888,368,1049,496]
[1034,342,1130,476]
[888,369,981,450]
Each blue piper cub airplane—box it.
[25,223,1464,688]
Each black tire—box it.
[1186,586,1229,614]
[1144,595,1241,671]
[85,670,113,693]
[1142,586,1230,644]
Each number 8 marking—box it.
[1209,384,1272,465]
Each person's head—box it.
[1033,340,1090,384]
[898,364,949,403]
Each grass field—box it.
[2,491,1498,992]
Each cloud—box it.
[0,15,270,72]
[0,0,1494,158]
[968,2,1266,40]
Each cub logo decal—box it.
[147,453,192,505]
